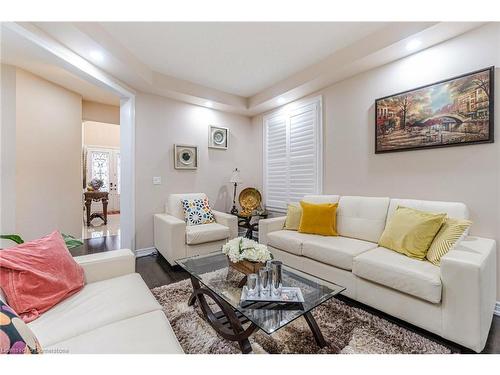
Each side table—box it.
[84,191,109,226]
[234,212,268,240]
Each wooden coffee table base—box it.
[187,276,327,353]
[188,276,257,353]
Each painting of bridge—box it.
[375,67,494,153]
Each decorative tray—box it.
[240,286,305,304]
[238,188,262,212]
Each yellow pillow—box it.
[298,201,338,236]
[426,218,472,266]
[284,204,302,231]
[378,206,446,260]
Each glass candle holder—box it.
[246,273,258,297]
[259,267,271,296]
[271,261,283,296]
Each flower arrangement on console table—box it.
[222,237,272,277]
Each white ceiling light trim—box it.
[89,50,104,61]
[405,38,422,51]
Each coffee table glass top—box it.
[176,252,345,334]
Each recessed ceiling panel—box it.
[100,22,387,96]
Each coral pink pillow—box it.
[0,231,84,322]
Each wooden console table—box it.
[84,191,108,226]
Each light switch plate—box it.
[153,176,162,185]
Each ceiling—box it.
[99,22,387,97]
[0,25,120,106]
[1,22,486,115]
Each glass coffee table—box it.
[176,252,345,353]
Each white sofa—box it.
[259,195,497,353]
[154,193,238,265]
[1,249,183,354]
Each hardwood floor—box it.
[70,237,500,354]
[70,234,122,257]
[136,252,190,288]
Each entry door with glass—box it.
[86,147,120,212]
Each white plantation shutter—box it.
[263,97,322,212]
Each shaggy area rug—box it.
[151,278,451,354]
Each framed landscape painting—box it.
[375,67,494,153]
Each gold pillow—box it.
[378,206,446,260]
[426,218,472,266]
[298,201,338,236]
[284,204,302,231]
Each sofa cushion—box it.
[185,223,230,245]
[302,194,339,204]
[284,203,302,230]
[387,198,469,224]
[302,236,377,271]
[28,273,161,347]
[181,197,215,226]
[266,230,314,256]
[379,206,447,260]
[353,247,442,303]
[298,201,338,236]
[0,230,85,323]
[167,193,208,220]
[337,196,390,243]
[426,218,472,266]
[46,310,183,354]
[0,300,42,354]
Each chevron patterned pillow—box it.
[426,218,472,266]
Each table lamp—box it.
[230,168,242,214]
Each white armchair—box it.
[154,193,238,265]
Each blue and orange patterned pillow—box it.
[181,197,216,226]
[0,300,42,354]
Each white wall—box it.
[82,100,120,125]
[0,64,17,247]
[83,121,120,148]
[254,23,500,299]
[135,93,261,249]
[15,69,83,240]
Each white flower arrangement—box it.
[222,237,272,264]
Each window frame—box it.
[262,95,323,213]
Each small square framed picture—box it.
[174,144,198,170]
[208,125,229,149]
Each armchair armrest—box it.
[259,216,286,245]
[441,236,497,352]
[212,210,238,239]
[154,213,186,264]
[74,249,135,284]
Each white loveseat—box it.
[4,249,183,354]
[154,193,238,265]
[259,195,497,353]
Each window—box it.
[263,96,322,212]
[90,151,110,191]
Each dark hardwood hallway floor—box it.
[70,238,500,354]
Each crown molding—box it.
[247,22,486,116]
[7,22,488,117]
[5,22,136,98]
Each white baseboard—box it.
[495,302,500,317]
[135,247,156,258]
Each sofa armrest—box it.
[440,236,497,352]
[154,213,186,265]
[74,249,136,284]
[213,210,238,239]
[258,216,286,245]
